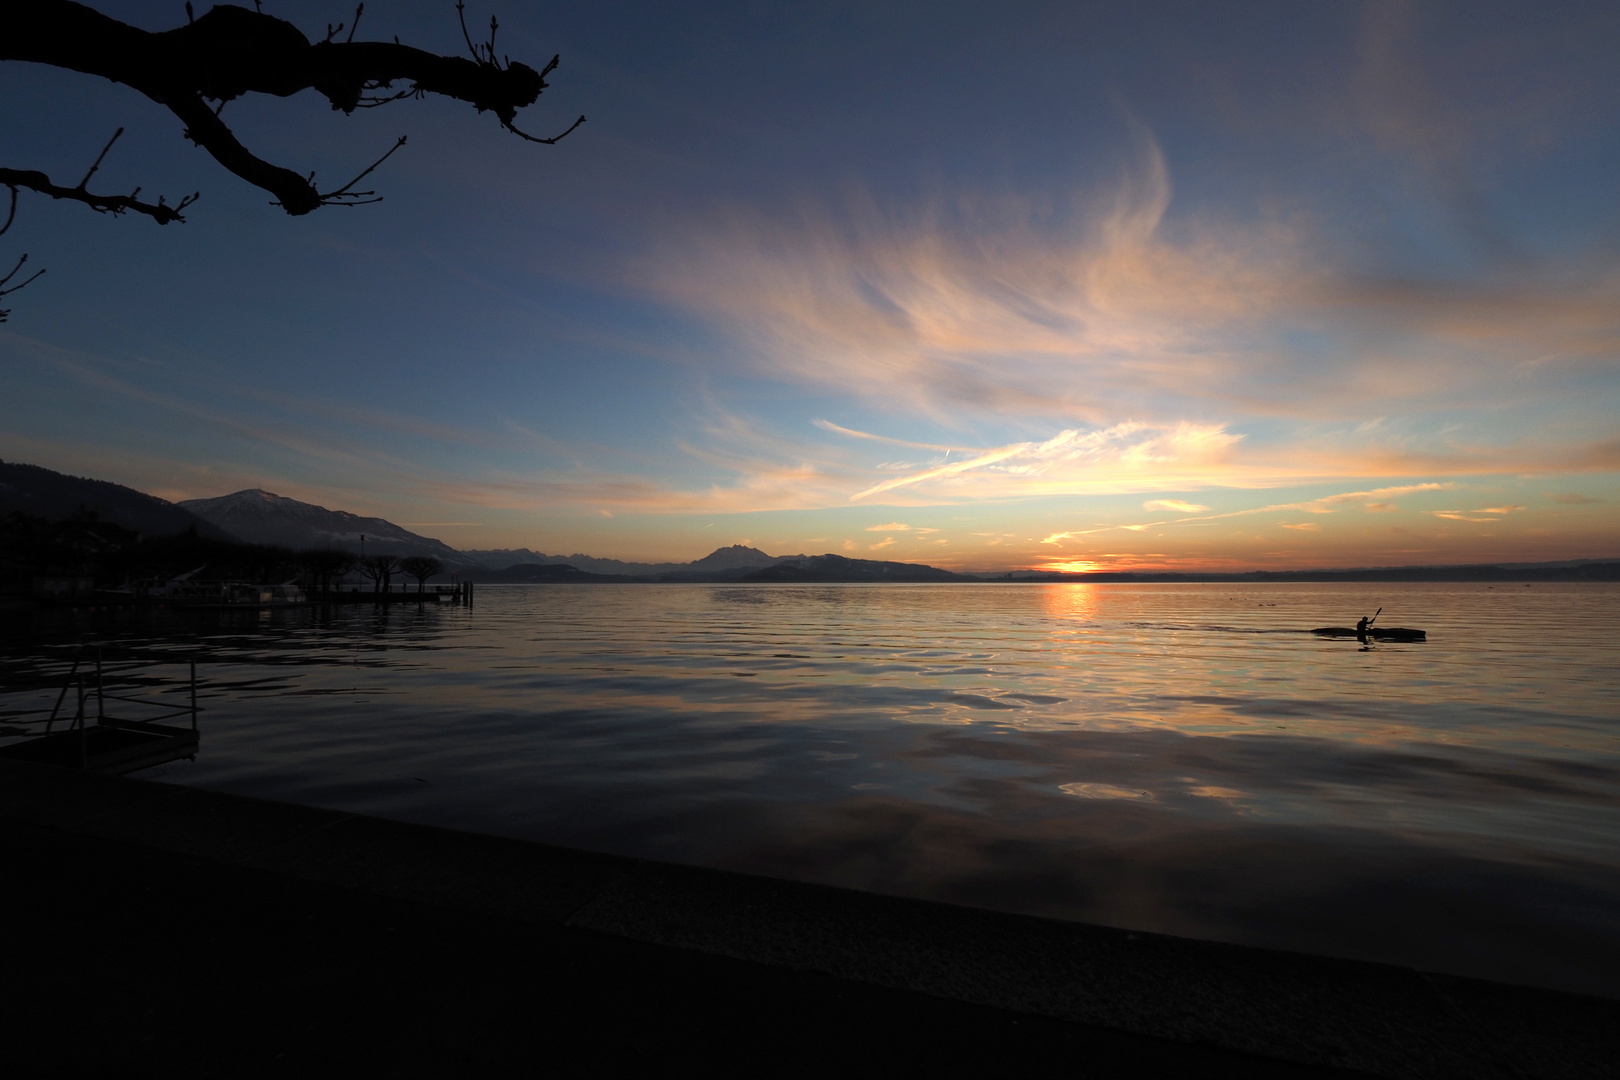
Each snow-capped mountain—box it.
[178,489,462,561]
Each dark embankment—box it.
[2,758,1613,1078]
[0,459,237,541]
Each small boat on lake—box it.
[1311,627,1427,642]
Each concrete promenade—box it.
[2,758,1614,1078]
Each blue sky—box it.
[2,0,1617,569]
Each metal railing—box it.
[2,647,199,736]
[38,648,199,734]
[0,647,202,773]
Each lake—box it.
[5,581,1618,996]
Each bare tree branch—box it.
[0,186,19,238]
[503,113,587,146]
[0,186,38,322]
[306,135,407,209]
[0,251,46,322]
[3,2,584,216]
[0,168,198,224]
[76,126,124,189]
[0,253,45,292]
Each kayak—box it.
[1311,627,1427,642]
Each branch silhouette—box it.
[0,130,200,225]
[4,1,585,216]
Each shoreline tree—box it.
[359,553,400,593]
[399,554,442,593]
[299,548,356,595]
[2,1,583,315]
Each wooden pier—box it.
[310,581,473,605]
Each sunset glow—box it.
[1,1,1614,570]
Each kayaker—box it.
[1356,615,1371,644]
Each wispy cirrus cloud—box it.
[847,421,1243,501]
[812,419,962,452]
[1427,504,1525,524]
[1288,483,1453,515]
[633,103,1620,502]
[636,126,1310,424]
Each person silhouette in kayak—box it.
[1356,615,1372,645]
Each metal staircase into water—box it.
[0,648,200,774]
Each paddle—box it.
[1368,607,1381,627]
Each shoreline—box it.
[4,756,1615,1077]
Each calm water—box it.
[5,582,1619,996]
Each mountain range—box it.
[456,544,780,577]
[0,461,949,580]
[5,459,1616,582]
[461,550,961,584]
[177,489,464,564]
[173,491,805,577]
[0,459,236,540]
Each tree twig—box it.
[503,114,586,145]
[76,127,123,190]
[0,171,197,224]
[0,252,46,322]
[312,135,407,207]
[456,1,480,61]
[0,253,44,292]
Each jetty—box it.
[308,581,474,605]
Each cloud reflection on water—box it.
[7,581,1618,996]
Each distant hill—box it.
[458,543,780,577]
[0,460,237,540]
[462,551,962,584]
[178,489,462,562]
[740,554,961,583]
[458,547,549,568]
[467,563,617,584]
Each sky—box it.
[2,0,1618,571]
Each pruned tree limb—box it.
[3,2,584,216]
